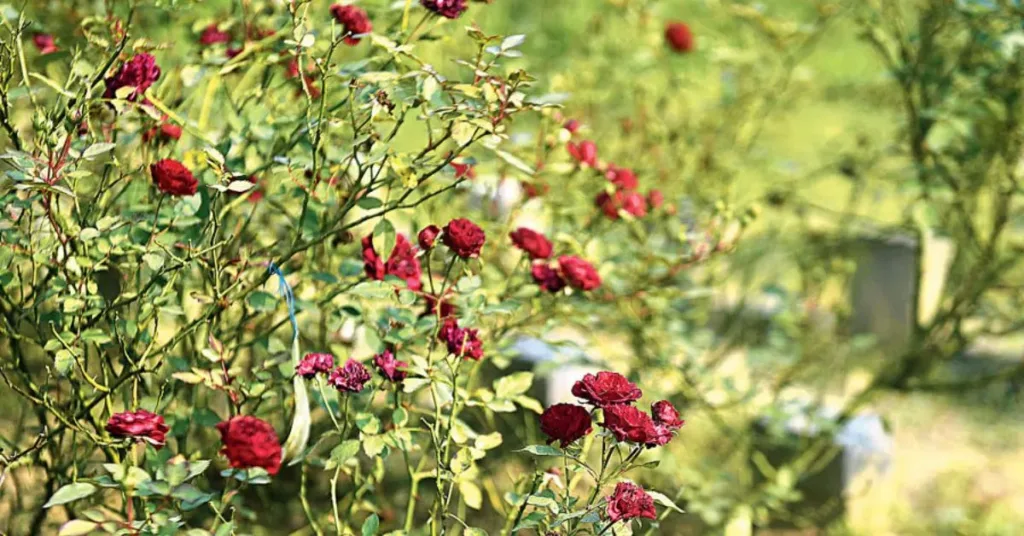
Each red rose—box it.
[243,175,263,203]
[558,255,601,291]
[651,400,685,430]
[143,122,182,144]
[451,161,476,180]
[567,140,598,167]
[199,24,231,45]
[437,318,483,360]
[330,4,372,45]
[373,350,408,382]
[606,482,657,522]
[105,53,161,101]
[421,0,468,19]
[539,403,592,448]
[329,359,372,393]
[521,180,549,199]
[216,416,283,476]
[596,190,647,219]
[572,371,642,406]
[647,190,664,209]
[296,353,334,378]
[150,159,198,197]
[531,263,566,293]
[563,119,581,134]
[606,165,638,191]
[442,218,485,258]
[601,404,658,444]
[418,224,441,250]
[362,234,423,290]
[106,409,168,449]
[646,423,674,448]
[509,227,553,260]
[665,22,695,53]
[33,34,57,55]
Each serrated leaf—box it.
[44,482,98,508]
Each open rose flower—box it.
[539,403,592,448]
[442,218,485,258]
[362,234,423,290]
[567,140,598,167]
[296,353,334,378]
[558,255,601,291]
[606,482,657,522]
[199,24,231,45]
[104,53,161,101]
[572,371,642,406]
[330,4,372,45]
[652,400,685,430]
[33,34,58,55]
[601,404,659,444]
[328,359,372,393]
[418,224,441,250]
[596,190,648,219]
[106,409,168,449]
[531,263,566,293]
[665,22,695,53]
[606,165,638,191]
[510,228,553,260]
[438,318,484,360]
[216,416,282,476]
[373,350,408,383]
[422,0,468,19]
[151,159,198,197]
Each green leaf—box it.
[247,290,278,312]
[82,143,116,159]
[474,432,503,451]
[58,520,99,536]
[460,481,483,510]
[495,372,533,399]
[44,482,98,508]
[517,445,562,457]
[360,513,379,536]
[331,440,361,465]
[357,197,383,209]
[647,490,685,514]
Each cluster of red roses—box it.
[105,410,284,476]
[508,227,602,293]
[537,371,684,524]
[297,349,409,387]
[539,371,684,449]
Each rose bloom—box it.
[374,350,408,382]
[509,227,553,260]
[596,190,647,219]
[143,122,182,144]
[199,24,231,45]
[651,400,685,430]
[665,22,695,53]
[446,325,484,360]
[104,53,161,101]
[216,416,282,476]
[567,140,598,168]
[601,404,659,444]
[150,159,198,197]
[328,359,372,393]
[106,409,168,449]
[362,234,423,290]
[33,34,57,55]
[296,353,334,378]
[418,224,441,250]
[605,165,638,191]
[647,189,664,209]
[421,0,468,19]
[442,218,485,258]
[531,263,566,293]
[572,371,642,406]
[606,482,657,522]
[330,4,372,45]
[647,423,675,448]
[558,255,601,291]
[563,119,580,134]
[539,403,592,448]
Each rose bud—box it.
[665,21,695,53]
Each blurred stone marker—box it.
[848,231,954,353]
[751,400,892,531]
